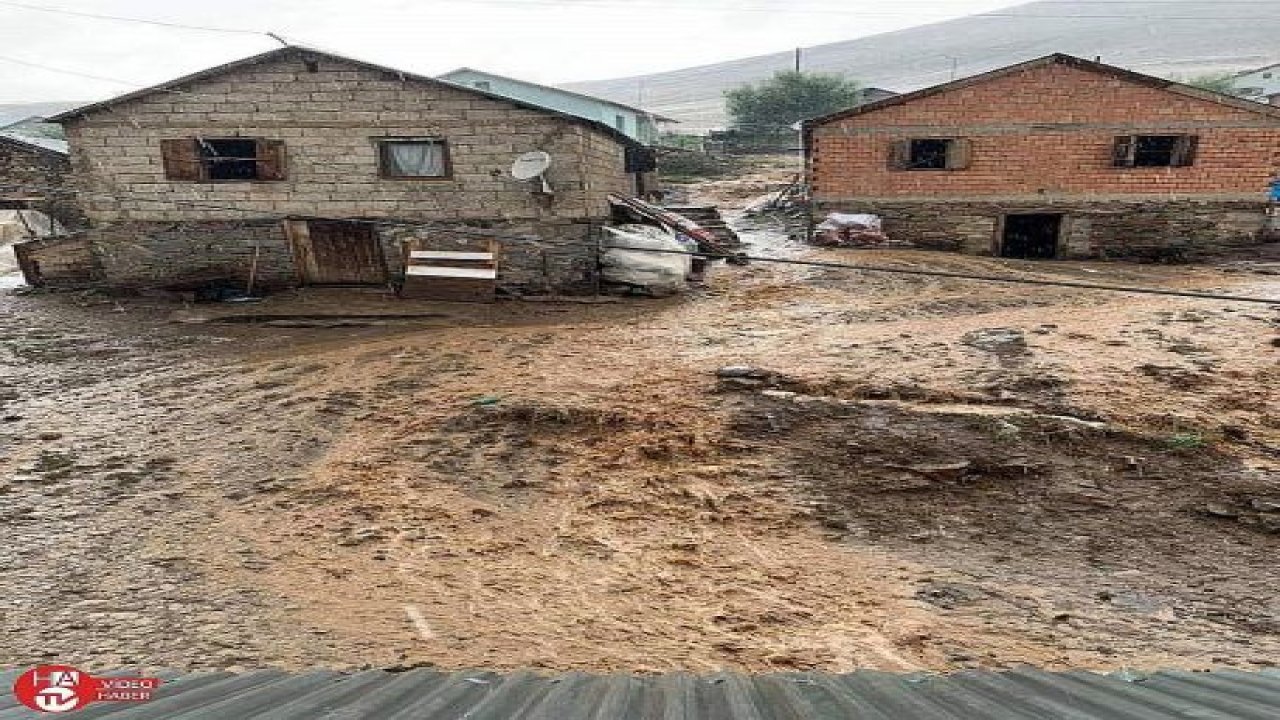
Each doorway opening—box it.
[1000,214,1063,260]
[285,220,389,286]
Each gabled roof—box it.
[439,66,681,123]
[49,46,641,149]
[804,53,1280,129]
[0,131,68,155]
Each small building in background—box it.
[438,68,679,145]
[0,130,81,228]
[1233,62,1280,102]
[804,54,1280,260]
[33,46,650,294]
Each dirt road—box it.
[1,228,1277,673]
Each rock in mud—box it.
[962,328,1029,355]
[716,365,772,379]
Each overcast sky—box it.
[0,0,1032,102]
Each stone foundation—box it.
[814,199,1271,259]
[62,217,605,294]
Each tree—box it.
[1183,73,1249,97]
[725,71,863,135]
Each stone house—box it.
[35,46,649,293]
[803,54,1280,260]
[0,131,81,227]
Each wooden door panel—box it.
[288,220,387,285]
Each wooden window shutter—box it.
[946,138,973,170]
[1112,135,1137,167]
[255,140,288,181]
[160,139,202,181]
[1172,135,1199,167]
[888,140,910,170]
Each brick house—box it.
[35,46,648,293]
[803,54,1280,260]
[0,131,81,227]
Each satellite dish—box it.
[511,151,553,194]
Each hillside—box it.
[564,0,1280,130]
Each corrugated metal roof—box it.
[2,668,1277,719]
[0,131,69,155]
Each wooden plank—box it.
[408,251,494,261]
[405,266,497,279]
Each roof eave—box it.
[48,46,644,149]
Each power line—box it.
[2,0,1276,29]
[0,52,153,87]
[606,245,1280,307]
[0,0,268,35]
[445,0,1280,21]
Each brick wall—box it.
[810,62,1280,202]
[0,138,83,227]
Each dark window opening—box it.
[1113,134,1198,168]
[891,138,971,171]
[1001,214,1063,260]
[909,138,951,169]
[199,138,259,180]
[1133,135,1181,167]
[160,138,286,182]
[615,114,627,132]
[474,81,491,91]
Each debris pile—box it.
[811,213,908,248]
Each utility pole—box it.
[795,47,802,73]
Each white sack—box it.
[601,224,692,296]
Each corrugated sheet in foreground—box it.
[0,668,1277,719]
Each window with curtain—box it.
[377,139,450,179]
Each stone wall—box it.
[0,138,84,227]
[78,217,603,294]
[816,199,1270,259]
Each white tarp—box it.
[601,224,692,296]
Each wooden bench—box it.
[399,243,499,303]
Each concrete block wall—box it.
[810,62,1280,202]
[62,50,630,226]
[55,48,639,293]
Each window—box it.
[1112,134,1198,168]
[376,139,451,179]
[615,114,627,132]
[159,137,286,182]
[473,81,491,91]
[889,138,971,171]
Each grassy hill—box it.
[564,0,1280,131]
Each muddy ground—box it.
[1,205,1279,674]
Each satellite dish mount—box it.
[511,151,554,196]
